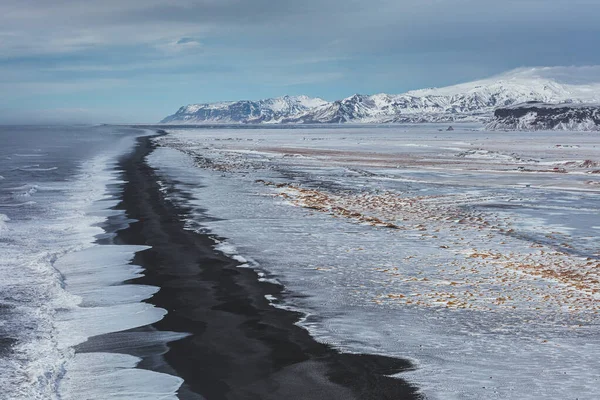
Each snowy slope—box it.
[289,67,600,123]
[161,67,600,124]
[160,95,328,124]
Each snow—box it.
[166,95,329,124]
[163,67,600,125]
[407,66,600,100]
[183,102,236,113]
[149,125,600,400]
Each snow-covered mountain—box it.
[487,101,600,131]
[161,67,600,124]
[160,95,328,124]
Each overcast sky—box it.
[1,0,599,123]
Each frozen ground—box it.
[149,124,600,400]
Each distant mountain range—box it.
[487,102,600,131]
[161,67,600,125]
[161,95,328,124]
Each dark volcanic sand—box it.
[106,134,421,400]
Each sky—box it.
[1,0,600,123]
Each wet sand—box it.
[103,133,421,399]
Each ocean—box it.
[0,125,183,399]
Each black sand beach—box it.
[103,133,422,400]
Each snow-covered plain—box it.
[149,125,600,400]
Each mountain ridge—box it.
[161,95,329,124]
[161,67,600,124]
[487,101,600,131]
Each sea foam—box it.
[1,134,183,399]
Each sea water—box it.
[0,126,183,400]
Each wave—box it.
[1,136,184,399]
[60,353,183,400]
[9,164,59,172]
[12,164,39,169]
[0,201,37,208]
[2,183,40,192]
[0,213,8,234]
[18,166,58,172]
[5,184,40,200]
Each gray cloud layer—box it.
[3,0,600,57]
[1,0,600,122]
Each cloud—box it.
[2,0,600,123]
[176,37,199,45]
[2,0,598,58]
[0,78,127,96]
[159,37,203,54]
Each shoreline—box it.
[100,133,421,399]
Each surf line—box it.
[107,131,422,400]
